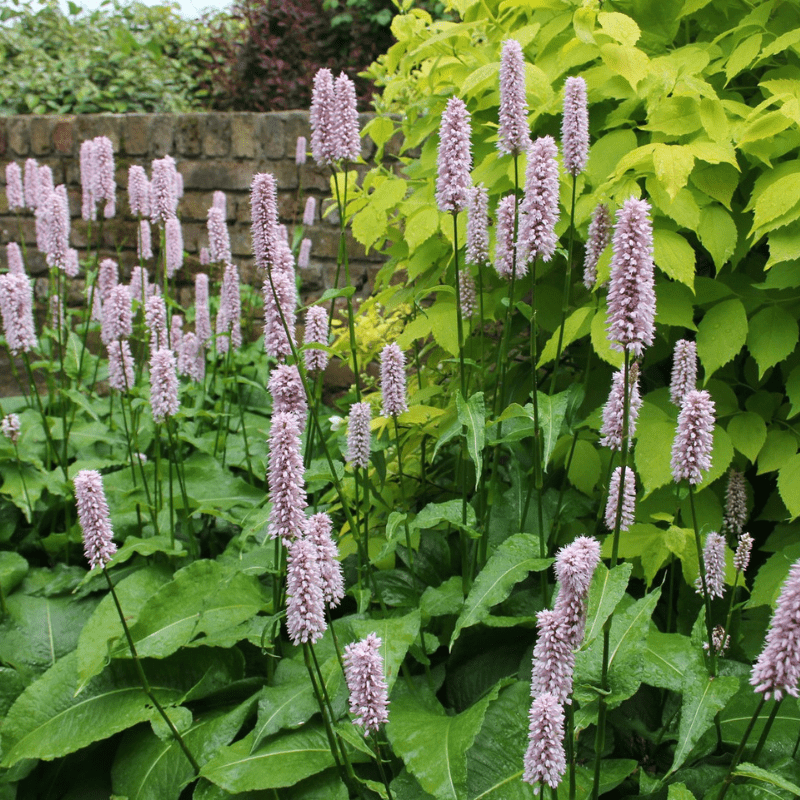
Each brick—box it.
[30,118,53,156]
[231,115,258,158]
[299,260,324,294]
[203,115,231,157]
[180,191,213,221]
[7,119,30,156]
[123,115,151,156]
[150,115,175,157]
[176,115,202,157]
[53,121,74,154]
[260,115,285,160]
[75,116,121,152]
[230,227,251,257]
[182,160,261,191]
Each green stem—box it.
[371,731,395,800]
[751,697,782,761]
[688,484,717,676]
[715,695,767,800]
[103,568,200,773]
[392,416,417,582]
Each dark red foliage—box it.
[199,0,395,112]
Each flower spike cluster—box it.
[286,536,327,646]
[517,136,560,266]
[268,364,307,428]
[304,306,329,373]
[344,633,390,735]
[267,411,307,545]
[523,692,566,793]
[74,469,117,570]
[671,389,715,485]
[599,365,641,451]
[466,184,490,266]
[436,97,473,214]
[0,272,38,355]
[582,203,611,289]
[149,348,180,423]
[561,77,589,177]
[380,343,408,418]
[670,340,698,407]
[723,468,747,537]
[498,39,530,156]
[696,532,726,600]
[605,465,636,532]
[494,195,517,279]
[347,402,372,469]
[305,512,345,608]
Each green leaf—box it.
[600,43,649,89]
[456,391,485,489]
[751,170,800,234]
[537,391,571,468]
[1,649,238,767]
[451,534,551,648]
[766,227,800,270]
[725,35,761,84]
[567,439,601,495]
[200,726,336,792]
[597,11,640,46]
[786,367,800,418]
[604,523,672,587]
[251,680,317,752]
[667,673,739,775]
[778,455,800,520]
[642,630,705,693]
[655,280,697,330]
[757,429,797,475]
[697,206,737,271]
[405,207,440,252]
[746,306,799,378]
[349,610,421,695]
[0,551,28,595]
[426,301,460,357]
[105,536,187,570]
[316,286,357,304]
[387,682,501,800]
[696,298,748,380]
[734,763,800,796]
[668,782,697,799]
[590,305,624,368]
[413,499,477,534]
[691,163,739,210]
[112,700,253,800]
[653,145,695,201]
[76,565,172,692]
[726,412,767,463]
[537,307,593,367]
[582,563,633,646]
[634,403,676,496]
[653,229,695,290]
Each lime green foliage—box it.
[0,0,222,113]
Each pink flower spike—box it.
[310,68,337,166]
[334,73,361,163]
[44,186,71,273]
[267,411,307,545]
[305,512,345,608]
[6,163,24,211]
[562,77,589,177]
[344,633,390,735]
[98,257,119,303]
[347,402,372,468]
[523,692,566,793]
[145,295,168,354]
[436,97,473,214]
[498,39,530,157]
[0,272,37,355]
[2,413,21,446]
[734,531,753,574]
[286,537,327,646]
[251,172,280,273]
[531,609,575,704]
[606,198,656,356]
[695,531,726,600]
[262,247,297,359]
[207,206,231,264]
[138,220,153,261]
[380,343,408,418]
[165,217,184,279]
[466,184,490,266]
[74,469,117,570]
[127,165,150,217]
[583,203,611,290]
[93,136,116,218]
[107,339,135,392]
[129,266,149,305]
[723,468,747,537]
[268,364,307,428]
[177,331,204,383]
[212,190,226,214]
[750,557,800,700]
[599,365,641,451]
[216,263,242,354]
[199,246,210,266]
[517,137,560,266]
[304,305,329,372]
[295,135,307,166]
[101,284,132,345]
[605,465,636,531]
[552,535,601,648]
[669,339,697,406]
[150,155,178,224]
[671,389,715,485]
[80,139,97,221]
[194,273,211,346]
[149,347,180,423]
[298,238,312,269]
[303,196,316,227]
[24,158,40,209]
[494,195,518,279]
[460,268,477,319]
[6,243,25,275]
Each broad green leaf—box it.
[668,783,697,799]
[751,171,800,233]
[697,206,737,271]
[726,412,767,463]
[655,280,697,330]
[634,403,676,496]
[0,551,28,595]
[182,452,263,513]
[746,305,799,378]
[586,130,639,187]
[426,301,460,357]
[597,11,640,46]
[757,429,797,475]
[112,700,253,800]
[104,536,186,571]
[734,763,800,796]
[451,534,551,648]
[653,229,695,289]
[786,367,800,418]
[766,227,800,270]
[1,649,238,767]
[600,43,649,89]
[388,682,501,800]
[643,97,701,136]
[740,110,794,148]
[349,610,421,695]
[642,630,704,693]
[538,306,593,367]
[200,726,336,792]
[351,204,385,252]
[653,145,695,200]
[457,391,485,489]
[686,141,738,168]
[574,589,661,710]
[590,305,624,368]
[582,563,633,646]
[567,439,601,495]
[778,455,800,520]
[538,390,572,468]
[250,679,316,752]
[697,298,748,380]
[413,499,477,534]
[725,35,761,84]
[699,98,730,142]
[691,163,739,210]
[77,565,172,692]
[406,207,440,252]
[604,523,671,587]
[667,673,739,775]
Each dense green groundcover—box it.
[2,0,800,798]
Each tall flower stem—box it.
[103,567,199,773]
[751,697,782,760]
[166,420,197,558]
[234,373,254,477]
[392,416,417,583]
[591,350,631,800]
[549,174,578,393]
[688,483,718,676]
[371,731,395,800]
[715,695,766,800]
[22,353,64,478]
[75,267,98,392]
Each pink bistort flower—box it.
[268,364,307,428]
[561,77,589,177]
[380,343,408,417]
[670,340,697,407]
[74,469,117,570]
[436,97,473,214]
[723,468,747,538]
[127,165,150,218]
[583,203,611,290]
[93,136,116,218]
[194,273,211,346]
[267,411,307,545]
[599,365,641,451]
[344,633,390,735]
[6,243,24,276]
[80,139,97,221]
[530,608,575,704]
[466,184,490,266]
[216,262,242,354]
[517,137,559,267]
[523,691,566,793]
[2,413,21,446]
[24,158,40,210]
[460,269,477,318]
[305,512,345,608]
[303,196,316,227]
[107,339,135,392]
[5,163,24,211]
[498,39,530,157]
[0,272,37,355]
[145,295,167,353]
[207,206,231,265]
[101,284,132,345]
[734,531,754,574]
[494,195,517,279]
[304,305,329,372]
[251,172,280,273]
[347,402,372,469]
[334,73,360,163]
[165,217,183,279]
[150,155,178,224]
[695,531,726,600]
[310,68,337,166]
[97,258,119,303]
[298,238,312,269]
[286,536,327,646]
[149,347,180,423]
[605,465,636,531]
[552,535,601,648]
[671,389,715,485]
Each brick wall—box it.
[0,112,385,306]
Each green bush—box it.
[0,0,221,114]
